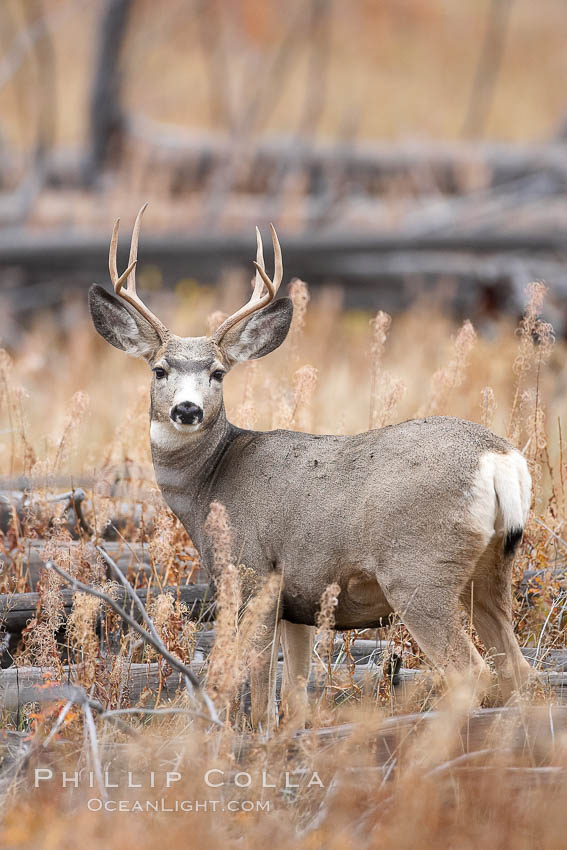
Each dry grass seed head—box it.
[51,390,89,475]
[508,281,555,446]
[149,496,179,574]
[371,372,406,430]
[292,364,318,431]
[419,319,477,417]
[87,477,114,541]
[316,582,341,668]
[66,585,106,686]
[0,349,35,475]
[204,500,234,574]
[370,310,391,364]
[235,361,257,430]
[206,563,242,707]
[368,311,406,429]
[207,310,227,336]
[480,385,496,428]
[17,568,65,669]
[208,571,280,715]
[269,376,294,430]
[238,572,280,655]
[146,592,192,663]
[288,278,311,359]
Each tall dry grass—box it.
[2,279,567,847]
[1,277,565,491]
[4,688,567,849]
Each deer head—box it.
[88,205,293,434]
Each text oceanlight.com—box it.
[86,799,271,813]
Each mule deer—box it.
[89,205,533,728]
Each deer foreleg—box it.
[250,618,281,733]
[280,620,314,727]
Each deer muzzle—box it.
[170,401,204,426]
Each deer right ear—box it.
[88,284,162,359]
[220,297,293,365]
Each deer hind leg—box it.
[463,539,532,701]
[280,620,314,727]
[381,575,492,700]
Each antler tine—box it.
[109,218,119,286]
[212,224,284,346]
[108,203,168,340]
[270,223,283,293]
[109,218,137,291]
[253,223,282,299]
[251,226,266,300]
[125,201,148,295]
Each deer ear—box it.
[220,297,293,364]
[88,284,161,359]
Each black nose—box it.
[171,402,204,425]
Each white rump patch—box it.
[470,450,531,543]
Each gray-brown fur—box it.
[89,278,533,727]
[153,414,508,629]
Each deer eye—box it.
[211,370,225,382]
[153,367,167,380]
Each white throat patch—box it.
[150,420,199,450]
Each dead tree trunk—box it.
[82,0,133,186]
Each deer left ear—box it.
[220,297,293,364]
[88,284,162,360]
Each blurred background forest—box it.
[3,0,567,326]
[2,0,567,474]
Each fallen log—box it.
[0,662,193,711]
[0,583,214,631]
[192,630,390,662]
[4,229,567,322]
[1,536,205,591]
[42,132,567,195]
[4,227,567,269]
[0,489,90,538]
[0,489,158,541]
[4,660,567,712]
[2,540,151,591]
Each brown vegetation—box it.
[1,279,567,847]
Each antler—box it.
[109,203,169,340]
[212,224,283,345]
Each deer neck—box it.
[149,404,238,535]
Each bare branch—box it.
[96,545,161,645]
[100,706,215,724]
[83,701,107,801]
[44,559,221,725]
